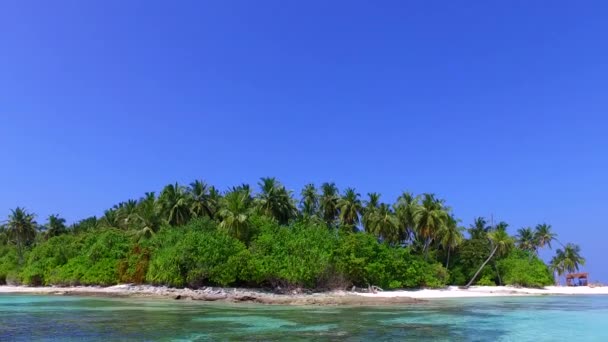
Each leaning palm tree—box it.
[412,193,448,258]
[337,188,362,232]
[534,223,557,250]
[45,214,67,239]
[319,182,340,227]
[6,207,37,264]
[516,227,536,254]
[465,228,514,287]
[158,183,192,226]
[217,188,254,241]
[299,183,319,218]
[438,216,464,269]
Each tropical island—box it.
[0,178,593,303]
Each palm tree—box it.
[255,177,297,224]
[394,191,419,243]
[534,223,557,250]
[550,244,585,285]
[319,182,339,227]
[71,216,99,234]
[468,217,490,240]
[516,227,536,253]
[412,193,448,258]
[45,214,67,239]
[362,192,381,232]
[189,180,217,218]
[6,207,37,263]
[158,183,192,226]
[115,199,138,229]
[366,203,401,244]
[218,188,254,241]
[299,183,319,218]
[559,243,585,274]
[337,188,362,232]
[438,216,464,269]
[465,228,514,287]
[132,192,162,239]
[549,253,564,285]
[99,209,121,228]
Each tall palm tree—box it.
[412,193,448,258]
[465,228,514,287]
[299,183,319,218]
[549,253,565,285]
[534,223,557,250]
[218,188,254,241]
[362,192,381,233]
[115,199,138,229]
[516,227,536,253]
[6,207,37,263]
[394,191,419,243]
[438,216,464,269]
[366,203,401,244]
[99,209,121,229]
[337,188,362,232]
[255,177,297,224]
[550,244,585,285]
[559,243,585,274]
[189,180,217,218]
[45,214,67,239]
[158,183,192,226]
[319,182,339,227]
[468,217,490,240]
[132,192,162,239]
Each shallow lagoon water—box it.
[1,294,607,341]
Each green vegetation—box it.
[0,179,585,289]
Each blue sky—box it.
[1,1,607,281]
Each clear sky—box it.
[1,1,607,281]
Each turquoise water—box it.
[1,294,607,341]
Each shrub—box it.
[47,229,132,285]
[497,250,553,288]
[248,220,336,288]
[20,235,83,285]
[146,223,247,287]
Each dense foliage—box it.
[0,178,584,289]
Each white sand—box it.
[0,284,607,302]
[355,285,608,299]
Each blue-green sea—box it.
[1,294,607,341]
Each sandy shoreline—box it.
[1,284,606,305]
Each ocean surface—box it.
[1,294,607,341]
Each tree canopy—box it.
[0,178,584,289]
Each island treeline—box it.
[0,178,586,290]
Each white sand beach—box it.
[355,285,608,299]
[1,284,607,305]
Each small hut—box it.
[566,272,588,286]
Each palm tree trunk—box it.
[423,238,431,261]
[445,249,451,269]
[493,260,502,286]
[465,246,498,288]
